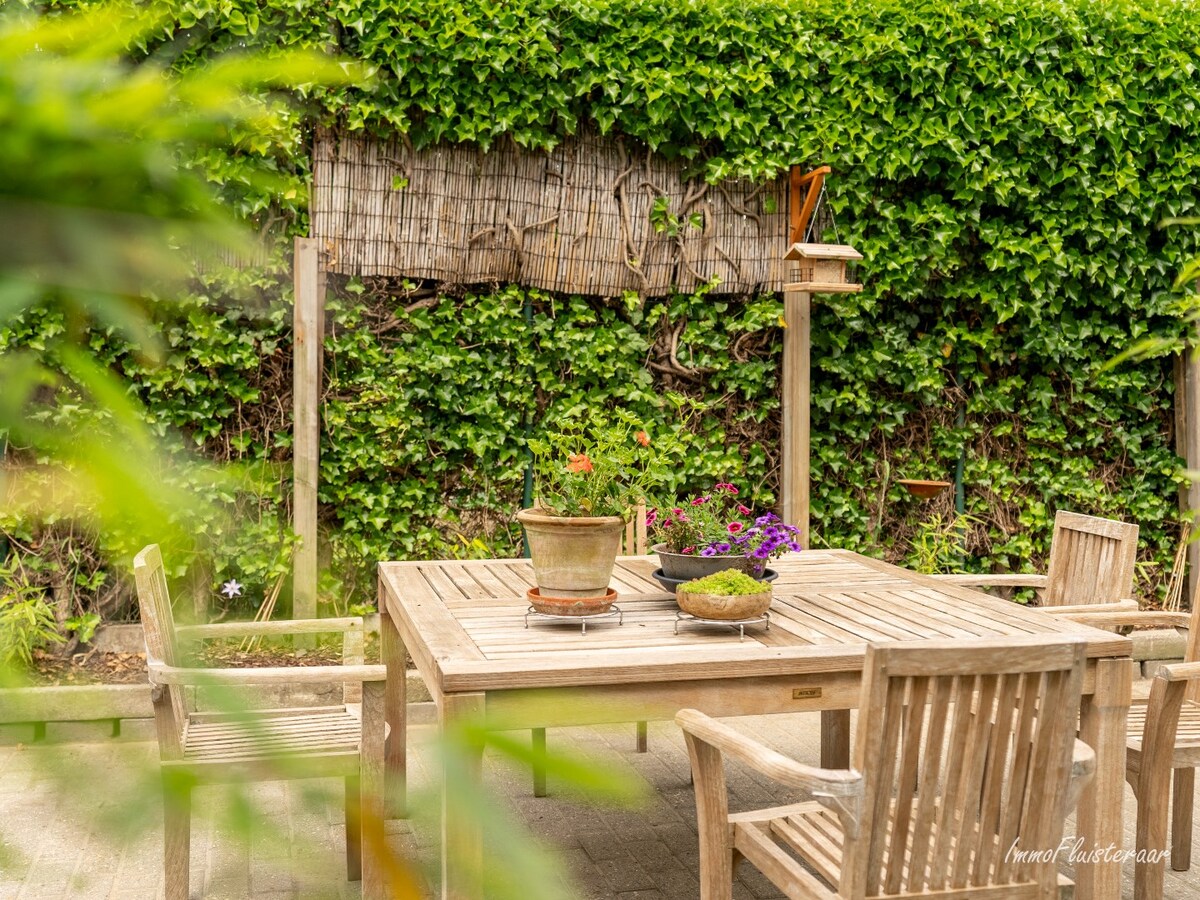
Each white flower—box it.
[221,579,243,599]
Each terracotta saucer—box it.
[527,587,618,617]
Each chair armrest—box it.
[929,574,1048,589]
[175,617,365,640]
[1158,660,1200,682]
[1061,610,1189,630]
[1039,600,1141,617]
[675,708,861,799]
[149,662,386,686]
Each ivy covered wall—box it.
[7,0,1200,614]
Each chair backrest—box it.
[622,499,648,555]
[133,544,187,749]
[843,635,1087,899]
[1042,510,1138,606]
[1182,577,1200,703]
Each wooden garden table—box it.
[378,550,1133,900]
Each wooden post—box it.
[293,237,323,626]
[781,289,811,542]
[1177,348,1200,608]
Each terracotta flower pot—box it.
[653,543,755,580]
[517,509,624,601]
[676,588,773,621]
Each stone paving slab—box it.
[0,712,1198,898]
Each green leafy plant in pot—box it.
[650,484,803,581]
[676,569,773,621]
[519,417,669,615]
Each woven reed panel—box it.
[312,128,793,296]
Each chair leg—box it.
[1136,715,1179,900]
[532,727,547,797]
[683,732,733,900]
[1173,767,1194,872]
[636,720,648,753]
[361,681,388,900]
[345,774,362,882]
[162,778,191,900]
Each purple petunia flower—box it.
[700,546,717,557]
[787,540,802,551]
[753,546,771,560]
[714,542,731,554]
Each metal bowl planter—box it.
[652,543,758,580]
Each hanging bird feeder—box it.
[783,242,863,293]
[782,166,863,294]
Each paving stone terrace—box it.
[1,710,1198,899]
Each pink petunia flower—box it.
[737,504,752,516]
[727,521,744,534]
[691,496,709,506]
[714,482,740,495]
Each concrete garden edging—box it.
[1,621,435,744]
[1130,628,1188,678]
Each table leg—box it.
[381,605,407,819]
[1076,658,1133,900]
[442,691,485,900]
[532,727,547,797]
[821,709,851,769]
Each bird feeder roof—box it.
[784,242,863,262]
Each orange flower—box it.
[635,430,650,447]
[566,453,593,474]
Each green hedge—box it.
[8,0,1200,613]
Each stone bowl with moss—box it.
[675,570,773,621]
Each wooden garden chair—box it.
[933,510,1139,617]
[1070,580,1200,900]
[677,635,1095,899]
[134,544,389,900]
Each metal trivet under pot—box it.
[674,610,770,642]
[524,605,623,635]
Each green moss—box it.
[677,570,768,596]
